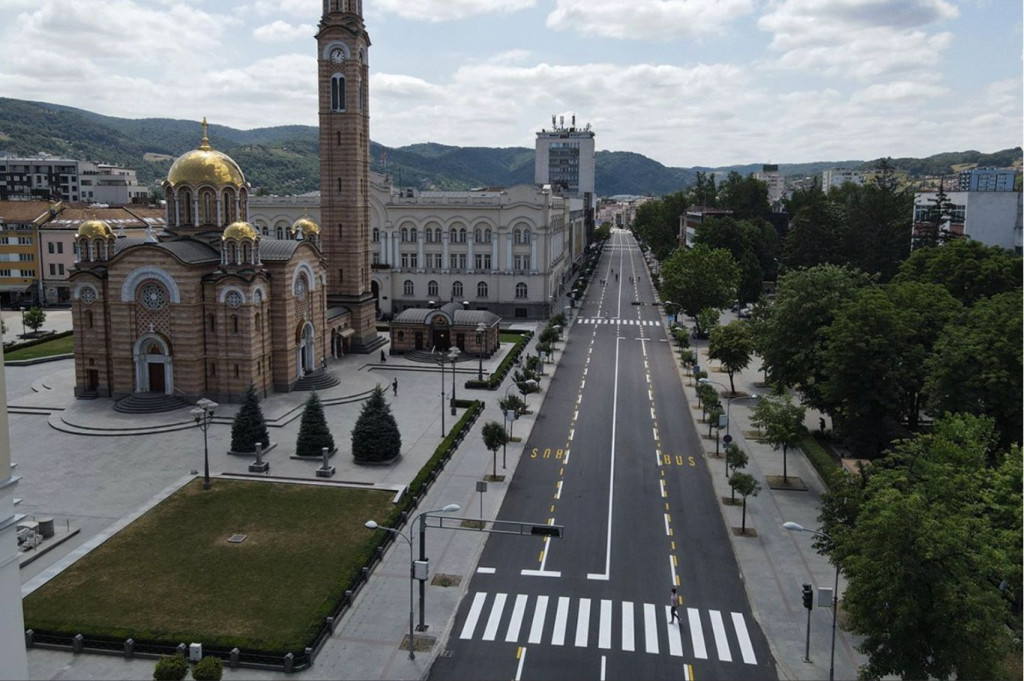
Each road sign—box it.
[722,434,733,445]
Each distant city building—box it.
[535,115,595,203]
[755,164,785,206]
[0,200,49,305]
[821,168,864,191]
[597,196,650,230]
[957,167,1017,192]
[0,156,147,204]
[912,190,1023,253]
[679,207,734,247]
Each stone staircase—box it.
[292,369,340,392]
[113,392,191,414]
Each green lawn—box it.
[799,434,842,488]
[23,479,396,653]
[5,334,74,360]
[500,331,529,343]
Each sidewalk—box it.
[670,308,866,681]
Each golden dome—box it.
[223,221,258,240]
[76,219,114,239]
[166,119,246,186]
[291,217,320,236]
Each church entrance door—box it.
[432,329,450,351]
[148,362,165,393]
[414,332,424,350]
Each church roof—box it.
[393,304,500,327]
[259,239,302,261]
[112,237,220,264]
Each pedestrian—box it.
[392,378,398,396]
[615,273,619,282]
[670,587,680,623]
[819,417,826,433]
[380,349,387,363]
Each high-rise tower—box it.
[316,0,382,352]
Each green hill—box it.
[0,97,1018,198]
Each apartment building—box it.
[0,156,147,205]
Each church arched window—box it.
[523,229,531,244]
[434,228,442,243]
[201,189,215,225]
[182,190,193,226]
[484,228,492,243]
[223,189,236,224]
[401,227,409,242]
[474,228,482,243]
[331,75,346,112]
[410,227,418,242]
[403,280,414,296]
[458,228,467,243]
[276,225,285,240]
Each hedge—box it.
[3,329,72,353]
[465,330,533,390]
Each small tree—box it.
[482,420,509,478]
[695,307,721,339]
[725,443,749,502]
[23,306,46,333]
[708,321,755,394]
[499,394,526,439]
[1,317,7,337]
[729,472,761,533]
[535,341,553,358]
[707,402,724,439]
[192,656,223,681]
[351,385,401,463]
[230,385,269,453]
[153,654,188,681]
[539,326,560,345]
[295,391,334,457]
[751,396,806,483]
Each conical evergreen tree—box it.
[230,385,270,453]
[296,391,334,457]
[352,385,402,463]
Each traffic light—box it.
[802,584,813,610]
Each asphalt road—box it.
[429,230,777,681]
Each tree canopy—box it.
[659,244,740,332]
[351,385,402,463]
[708,321,755,394]
[894,238,1023,306]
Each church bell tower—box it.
[316,0,382,352]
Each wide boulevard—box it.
[430,230,777,681]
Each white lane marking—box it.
[482,593,508,641]
[460,592,487,639]
[600,655,606,681]
[648,389,653,401]
[552,596,570,646]
[650,408,656,420]
[568,428,575,441]
[621,601,635,652]
[660,480,667,498]
[732,612,757,664]
[669,555,677,583]
[709,609,732,662]
[555,480,563,499]
[528,595,549,644]
[521,569,562,577]
[476,567,496,574]
[564,449,571,465]
[665,607,684,656]
[688,608,707,659]
[683,663,691,681]
[588,321,622,582]
[599,599,613,649]
[663,513,671,535]
[643,603,659,654]
[581,380,586,390]
[575,598,591,647]
[515,647,527,680]
[505,595,528,642]
[652,427,658,441]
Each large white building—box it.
[0,156,147,205]
[535,115,595,203]
[250,173,582,319]
[821,168,864,191]
[755,164,785,206]
[912,190,1023,253]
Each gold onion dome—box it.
[76,219,114,239]
[291,217,320,236]
[166,118,246,186]
[223,221,258,240]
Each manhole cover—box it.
[227,534,248,543]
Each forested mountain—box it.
[0,97,1018,198]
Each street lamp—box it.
[448,347,460,415]
[435,354,446,438]
[364,520,416,660]
[19,306,25,336]
[502,384,519,469]
[699,378,758,475]
[190,398,218,490]
[475,322,486,381]
[784,522,840,681]
[518,378,538,411]
[416,504,461,631]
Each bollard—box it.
[24,629,33,648]
[229,648,240,669]
[325,616,335,634]
[304,647,313,665]
[344,589,353,605]
[177,643,187,658]
[284,652,294,674]
[72,634,84,654]
[124,638,134,658]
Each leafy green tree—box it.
[351,385,401,463]
[924,290,1023,451]
[729,472,760,533]
[23,306,45,332]
[695,307,720,339]
[708,321,755,394]
[716,171,770,219]
[725,443,748,502]
[631,190,689,259]
[751,265,872,410]
[782,199,847,270]
[295,391,334,457]
[538,326,560,345]
[481,420,509,478]
[499,393,526,419]
[593,223,611,241]
[820,414,1019,681]
[690,171,718,208]
[750,396,806,482]
[659,245,739,333]
[894,238,1022,306]
[910,183,960,249]
[230,385,270,454]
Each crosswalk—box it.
[575,318,661,327]
[457,592,758,665]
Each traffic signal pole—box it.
[802,583,813,662]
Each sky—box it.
[0,0,1020,168]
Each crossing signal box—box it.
[802,583,814,610]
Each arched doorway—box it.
[297,322,315,376]
[133,334,173,395]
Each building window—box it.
[514,255,529,271]
[372,253,380,265]
[49,264,55,275]
[403,280,414,296]
[428,280,438,297]
[401,227,409,242]
[477,281,488,298]
[516,282,528,299]
[232,315,239,334]
[452,281,463,298]
[209,363,217,377]
[48,242,54,254]
[523,229,531,244]
[475,253,493,270]
[410,227,418,242]
[58,264,64,275]
[514,229,522,244]
[331,74,346,111]
[372,227,380,243]
[86,310,94,328]
[139,283,167,310]
[208,314,216,332]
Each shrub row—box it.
[465,330,534,390]
[798,434,843,489]
[3,329,72,353]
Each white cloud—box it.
[546,0,756,40]
[252,0,321,18]
[851,80,950,103]
[375,0,536,22]
[253,20,317,42]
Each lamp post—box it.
[448,347,460,415]
[416,504,461,631]
[699,378,758,476]
[364,520,416,660]
[783,522,840,681]
[435,354,446,437]
[502,384,519,469]
[190,398,218,490]
[19,306,25,336]
[475,322,486,381]
[519,378,538,412]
